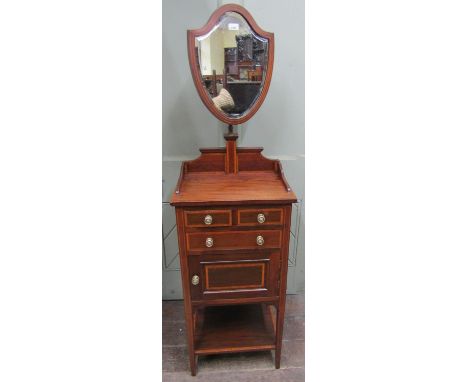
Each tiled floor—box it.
[162,294,305,381]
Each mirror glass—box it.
[194,11,269,119]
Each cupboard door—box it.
[188,252,280,301]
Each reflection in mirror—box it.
[194,11,268,119]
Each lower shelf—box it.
[194,303,277,355]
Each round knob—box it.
[191,275,199,285]
[205,237,214,247]
[257,213,266,224]
[204,215,213,225]
[256,235,264,246]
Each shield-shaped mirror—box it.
[188,4,274,125]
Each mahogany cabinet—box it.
[171,4,296,375]
[170,147,297,375]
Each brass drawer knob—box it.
[257,213,266,224]
[256,235,264,246]
[204,214,213,225]
[191,275,199,285]
[205,237,214,247]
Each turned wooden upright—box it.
[224,125,238,174]
[171,128,296,376]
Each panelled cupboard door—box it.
[188,251,281,301]
[162,200,303,300]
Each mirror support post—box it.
[224,125,238,174]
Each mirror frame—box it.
[187,4,274,125]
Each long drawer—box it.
[186,230,282,253]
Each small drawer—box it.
[184,209,232,228]
[237,208,283,226]
[186,230,282,253]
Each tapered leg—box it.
[275,299,286,368]
[275,205,292,369]
[175,208,198,376]
[182,299,197,375]
[275,352,281,369]
[189,352,197,376]
[189,310,197,376]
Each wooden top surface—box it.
[170,171,297,206]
